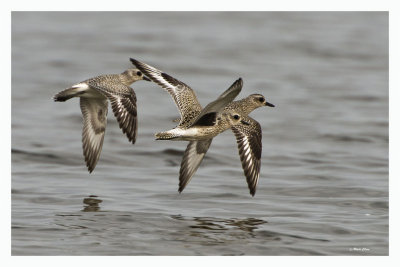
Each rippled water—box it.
[11,12,388,255]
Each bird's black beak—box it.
[265,101,275,107]
[143,76,151,82]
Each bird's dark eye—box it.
[258,97,265,102]
[136,71,142,76]
[233,114,240,120]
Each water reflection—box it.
[82,195,102,212]
[169,215,329,249]
[170,215,267,245]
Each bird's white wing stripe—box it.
[231,117,262,196]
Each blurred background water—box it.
[11,12,388,255]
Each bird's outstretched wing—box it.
[90,83,138,144]
[130,58,202,127]
[231,116,262,196]
[191,78,242,127]
[80,97,108,173]
[178,139,213,193]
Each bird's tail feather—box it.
[155,131,179,140]
[53,87,83,102]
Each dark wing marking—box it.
[130,58,202,127]
[80,97,108,173]
[191,78,242,127]
[191,112,217,127]
[179,139,213,193]
[231,116,262,196]
[107,92,137,144]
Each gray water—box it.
[11,12,388,255]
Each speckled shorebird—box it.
[130,58,275,196]
[53,67,150,173]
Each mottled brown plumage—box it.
[179,95,273,196]
[130,58,275,196]
[53,67,150,173]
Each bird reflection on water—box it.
[82,195,102,212]
[169,215,329,250]
[170,215,267,245]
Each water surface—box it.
[11,12,388,255]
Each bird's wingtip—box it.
[130,58,138,64]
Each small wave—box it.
[11,148,80,165]
[162,148,184,156]
[320,134,372,143]
[340,95,384,102]
[12,148,61,159]
[257,230,330,242]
